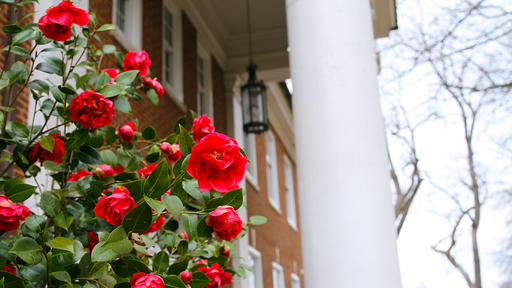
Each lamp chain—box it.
[245,0,253,64]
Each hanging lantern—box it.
[241,63,268,133]
[240,0,269,134]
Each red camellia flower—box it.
[2,264,16,275]
[70,91,114,128]
[192,115,215,142]
[179,271,192,283]
[117,121,137,143]
[206,206,243,241]
[37,0,89,42]
[86,231,99,252]
[160,142,172,154]
[130,272,164,288]
[114,164,125,174]
[0,196,31,231]
[145,215,164,234]
[197,263,232,288]
[94,186,135,225]
[104,68,119,84]
[143,77,164,98]
[166,144,181,163]
[28,134,66,165]
[186,133,247,193]
[94,164,115,178]
[137,164,156,178]
[123,51,151,77]
[68,168,93,182]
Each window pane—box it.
[266,132,279,208]
[116,0,126,32]
[285,159,296,226]
[165,50,174,85]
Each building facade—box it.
[1,0,401,287]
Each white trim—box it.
[291,273,301,288]
[247,247,264,288]
[162,0,183,103]
[112,0,142,50]
[272,262,285,288]
[244,131,258,188]
[283,155,298,231]
[266,131,281,213]
[197,43,214,117]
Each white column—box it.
[285,1,402,287]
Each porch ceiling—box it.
[191,0,396,75]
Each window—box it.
[266,131,280,211]
[291,273,301,288]
[197,45,212,116]
[244,132,258,185]
[247,247,263,288]
[272,262,285,288]
[284,155,297,229]
[113,0,142,50]
[162,0,183,101]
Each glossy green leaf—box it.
[206,189,243,211]
[40,192,60,217]
[114,70,138,85]
[46,237,74,253]
[97,24,115,32]
[181,214,198,240]
[122,203,153,234]
[144,195,166,214]
[50,271,71,284]
[163,275,187,288]
[111,255,150,278]
[178,125,193,156]
[100,150,117,166]
[182,180,208,204]
[153,251,169,274]
[249,215,268,225]
[146,88,159,106]
[4,178,36,203]
[142,126,156,140]
[162,194,183,217]
[9,237,42,264]
[77,145,102,165]
[54,212,74,230]
[0,271,25,287]
[167,256,190,275]
[144,160,170,198]
[189,271,211,288]
[2,24,21,34]
[113,95,131,113]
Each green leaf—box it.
[162,194,184,217]
[36,56,63,75]
[182,180,207,204]
[7,61,28,84]
[163,275,187,288]
[114,70,138,85]
[100,150,117,167]
[181,214,198,240]
[43,160,64,172]
[97,24,115,32]
[46,237,74,253]
[102,44,116,54]
[122,203,152,234]
[146,88,159,106]
[12,29,36,44]
[98,84,122,98]
[110,256,150,279]
[23,215,46,231]
[4,178,36,202]
[113,96,131,113]
[249,215,267,225]
[2,24,22,34]
[50,271,71,284]
[95,73,110,89]
[167,256,190,275]
[179,125,193,156]
[144,195,166,214]
[54,212,74,230]
[10,46,30,58]
[88,262,109,279]
[142,126,156,140]
[105,126,117,145]
[19,263,45,283]
[91,243,118,263]
[0,272,24,288]
[102,226,132,255]
[145,145,161,163]
[206,189,243,211]
[144,160,170,198]
[153,251,169,274]
[77,145,102,165]
[29,80,49,94]
[40,192,60,217]
[189,271,211,288]
[39,135,55,153]
[9,237,42,264]
[174,116,187,134]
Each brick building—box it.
[3,0,402,287]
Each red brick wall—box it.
[247,125,304,288]
[182,11,197,114]
[90,0,183,138]
[211,56,227,134]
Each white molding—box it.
[112,0,142,50]
[197,42,214,118]
[162,0,184,103]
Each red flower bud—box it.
[160,142,172,154]
[123,51,151,77]
[94,164,115,178]
[143,77,164,98]
[166,144,181,163]
[180,271,192,283]
[221,246,230,258]
[117,121,137,143]
[206,206,243,241]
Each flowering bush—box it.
[0,1,265,287]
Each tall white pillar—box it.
[285,1,402,287]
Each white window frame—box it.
[272,262,285,288]
[244,132,258,188]
[284,155,297,230]
[247,247,263,288]
[291,273,301,288]
[266,131,280,212]
[197,44,213,117]
[162,0,183,103]
[112,0,142,50]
